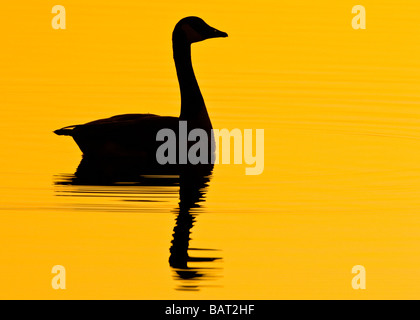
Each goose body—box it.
[54,17,227,174]
[55,114,178,158]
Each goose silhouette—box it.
[54,17,227,175]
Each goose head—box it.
[173,16,228,44]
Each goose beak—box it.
[210,28,228,38]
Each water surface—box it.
[1,0,420,299]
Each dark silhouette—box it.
[169,165,222,291]
[53,17,228,175]
[54,163,222,291]
[53,16,227,291]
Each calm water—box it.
[1,0,420,299]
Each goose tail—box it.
[54,125,76,136]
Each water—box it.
[1,0,420,299]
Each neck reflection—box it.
[169,165,222,291]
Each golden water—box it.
[1,0,420,299]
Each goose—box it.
[54,16,227,174]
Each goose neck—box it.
[173,42,206,121]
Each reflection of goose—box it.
[54,17,227,172]
[169,165,222,291]
[54,163,221,292]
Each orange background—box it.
[1,0,420,299]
